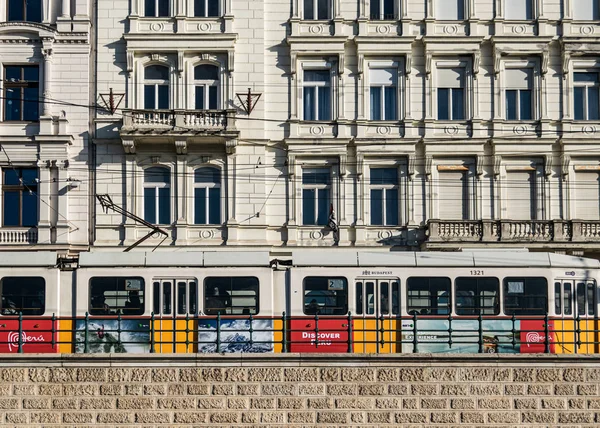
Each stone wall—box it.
[0,354,599,426]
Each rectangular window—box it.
[455,277,500,315]
[4,66,39,122]
[574,171,600,219]
[435,0,464,20]
[574,72,600,121]
[573,0,600,20]
[506,170,537,220]
[204,277,259,315]
[0,277,45,316]
[407,277,451,315]
[576,281,596,316]
[554,282,561,315]
[144,85,169,110]
[302,168,330,226]
[437,68,465,120]
[503,277,548,315]
[303,69,331,121]
[564,282,573,315]
[8,0,42,22]
[370,68,397,121]
[90,277,145,316]
[145,0,169,17]
[370,0,395,20]
[437,169,469,220]
[370,167,399,226]
[505,0,533,20]
[505,69,533,120]
[304,0,329,20]
[2,168,38,227]
[303,277,348,315]
[194,0,219,16]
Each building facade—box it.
[4,1,600,256]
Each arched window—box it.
[144,65,169,110]
[194,167,221,224]
[144,167,171,225]
[194,0,219,17]
[194,65,219,110]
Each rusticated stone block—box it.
[125,384,142,395]
[478,398,511,409]
[367,411,392,423]
[187,384,210,395]
[326,384,356,396]
[53,398,78,409]
[350,411,364,423]
[487,412,520,423]
[563,368,585,382]
[0,399,19,409]
[97,412,134,424]
[242,412,258,423]
[320,368,340,382]
[388,384,409,395]
[0,369,26,383]
[359,384,386,396]
[521,411,557,424]
[13,385,34,396]
[224,368,247,382]
[589,398,600,409]
[63,412,94,424]
[450,398,475,410]
[212,384,235,395]
[316,411,348,423]
[247,368,282,382]
[198,397,226,409]
[513,368,535,382]
[49,368,77,383]
[569,398,585,409]
[505,384,525,395]
[527,384,552,395]
[30,412,60,423]
[144,384,166,395]
[376,398,400,409]
[260,411,284,423]
[117,397,154,410]
[399,368,425,382]
[341,368,375,382]
[377,368,399,382]
[238,384,260,395]
[156,398,195,409]
[459,368,510,382]
[173,412,208,424]
[28,368,48,383]
[335,398,372,410]
[461,412,484,423]
[38,384,61,396]
[541,398,566,409]
[134,412,171,424]
[22,398,50,410]
[425,368,457,382]
[431,411,458,423]
[307,398,333,409]
[262,383,296,396]
[199,368,223,382]
[77,368,106,382]
[106,368,130,382]
[586,368,600,381]
[64,384,97,396]
[130,368,151,382]
[250,398,276,409]
[80,398,115,410]
[227,398,248,409]
[558,412,594,424]
[535,368,561,382]
[555,384,575,395]
[403,398,418,409]
[152,368,177,383]
[278,397,305,409]
[470,384,501,396]
[514,398,538,409]
[100,385,122,395]
[5,412,27,424]
[0,385,9,395]
[578,384,598,395]
[287,411,314,423]
[284,368,318,382]
[411,384,438,395]
[209,411,241,423]
[395,411,429,423]
[421,398,448,409]
[179,368,200,382]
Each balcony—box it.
[120,109,237,136]
[0,228,38,245]
[427,219,600,247]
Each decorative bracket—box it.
[236,88,262,115]
[226,139,237,155]
[473,50,481,78]
[476,154,484,178]
[127,51,134,74]
[407,154,416,181]
[425,155,433,180]
[174,139,187,155]
[356,154,364,181]
[339,154,347,180]
[493,155,502,180]
[561,154,571,178]
[287,154,296,178]
[122,138,136,154]
[425,52,432,79]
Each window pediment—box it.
[0,22,56,40]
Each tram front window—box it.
[303,277,348,315]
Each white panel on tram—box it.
[79,252,145,267]
[548,253,600,269]
[415,252,475,267]
[145,252,204,267]
[358,252,416,267]
[203,251,270,267]
[471,251,550,268]
[0,252,56,267]
[292,251,359,267]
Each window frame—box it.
[203,276,260,315]
[144,0,170,17]
[7,0,42,22]
[194,0,220,17]
[302,67,332,121]
[301,167,331,226]
[433,0,466,21]
[573,71,600,121]
[2,168,38,227]
[193,64,220,110]
[143,64,170,110]
[406,277,451,316]
[368,167,400,226]
[143,166,171,225]
[3,65,40,122]
[572,0,600,20]
[89,277,145,316]
[455,277,501,315]
[303,0,330,20]
[303,276,348,316]
[504,68,534,121]
[369,66,398,121]
[503,277,548,316]
[436,65,467,121]
[193,166,222,225]
[0,276,45,316]
[370,0,396,20]
[503,0,535,21]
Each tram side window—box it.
[304,277,348,315]
[0,277,45,315]
[504,277,548,315]
[576,282,596,316]
[455,277,500,315]
[89,277,145,316]
[204,277,259,315]
[407,277,451,315]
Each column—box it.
[174,153,188,244]
[225,141,239,242]
[39,46,54,135]
[62,0,70,17]
[36,161,52,244]
[73,0,91,32]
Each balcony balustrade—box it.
[121,109,235,134]
[0,228,38,244]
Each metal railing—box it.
[0,312,598,354]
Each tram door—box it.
[553,279,599,354]
[152,279,198,353]
[354,279,401,353]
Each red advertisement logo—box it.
[520,319,554,354]
[0,320,58,353]
[289,318,352,353]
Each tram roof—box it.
[291,251,600,269]
[78,251,271,267]
[0,252,57,267]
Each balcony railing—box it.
[428,219,600,244]
[0,228,38,244]
[121,109,235,133]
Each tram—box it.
[0,250,598,354]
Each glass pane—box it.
[303,189,316,225]
[457,0,465,19]
[380,282,389,314]
[503,277,548,315]
[520,90,532,120]
[195,168,220,183]
[22,168,38,187]
[27,0,42,22]
[303,277,347,316]
[384,86,397,120]
[8,1,24,21]
[383,0,394,19]
[355,282,363,315]
[23,88,39,121]
[555,282,561,315]
[317,188,329,225]
[5,67,22,82]
[451,88,464,120]
[144,85,155,109]
[574,0,599,20]
[195,86,204,109]
[89,277,145,316]
[145,0,156,16]
[189,282,197,314]
[318,87,331,121]
[5,89,21,121]
[575,72,598,83]
[194,188,207,224]
[506,90,518,120]
[4,169,20,186]
[158,85,169,109]
[177,282,186,314]
[370,168,397,185]
[3,192,19,226]
[144,65,169,81]
[153,282,160,315]
[370,87,382,120]
[304,0,314,19]
[370,0,381,19]
[385,188,399,226]
[588,283,595,315]
[208,187,221,224]
[1,277,45,316]
[577,282,586,315]
[163,282,172,315]
[317,0,328,19]
[23,67,39,82]
[194,0,206,16]
[455,277,500,315]
[208,86,218,109]
[370,189,383,225]
[145,167,170,183]
[303,87,315,120]
[302,168,330,185]
[205,277,260,315]
[304,70,330,82]
[589,86,599,120]
[144,188,156,224]
[194,65,219,81]
[366,282,374,315]
[207,0,219,16]
[391,281,400,314]
[158,187,170,225]
[574,86,585,120]
[437,88,449,120]
[564,283,573,316]
[158,0,169,16]
[22,191,37,227]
